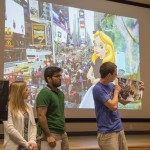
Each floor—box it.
[0,134,150,150]
[69,134,150,150]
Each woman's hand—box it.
[28,143,38,150]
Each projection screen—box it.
[1,0,150,118]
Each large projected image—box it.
[4,0,140,110]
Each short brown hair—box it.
[100,62,117,78]
[44,66,62,83]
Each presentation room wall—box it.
[0,0,150,134]
[1,122,150,135]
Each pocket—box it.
[97,133,103,148]
[64,132,67,136]
[37,132,46,141]
[36,132,46,150]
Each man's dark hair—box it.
[99,62,117,78]
[44,66,62,83]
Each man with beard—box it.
[36,66,69,150]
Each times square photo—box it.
[4,0,140,109]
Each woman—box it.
[79,31,116,108]
[3,81,37,150]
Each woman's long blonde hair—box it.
[8,81,28,119]
[92,31,116,64]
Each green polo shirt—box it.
[36,87,65,135]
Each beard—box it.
[52,80,61,88]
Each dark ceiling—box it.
[107,0,150,8]
[127,0,150,5]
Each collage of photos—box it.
[4,0,140,109]
[117,77,143,102]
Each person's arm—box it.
[37,106,50,137]
[87,66,100,84]
[3,110,29,149]
[87,66,94,82]
[27,104,37,150]
[104,85,121,111]
[37,106,56,148]
[118,97,131,105]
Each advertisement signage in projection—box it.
[5,0,25,35]
[29,0,39,22]
[32,24,46,45]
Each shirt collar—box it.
[47,84,59,93]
